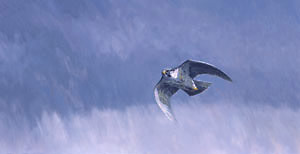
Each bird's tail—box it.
[183,80,211,96]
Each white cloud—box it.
[1,100,299,154]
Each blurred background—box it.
[0,0,299,153]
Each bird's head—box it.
[162,69,171,77]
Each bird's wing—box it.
[154,78,179,121]
[178,59,232,81]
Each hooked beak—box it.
[163,70,166,75]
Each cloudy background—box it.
[0,0,300,153]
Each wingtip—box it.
[166,115,176,122]
[227,77,233,82]
[221,73,232,82]
[163,109,177,122]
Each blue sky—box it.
[0,0,300,153]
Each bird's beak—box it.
[163,70,166,75]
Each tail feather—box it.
[183,80,211,96]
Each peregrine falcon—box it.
[154,59,232,121]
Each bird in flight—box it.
[154,59,232,121]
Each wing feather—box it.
[154,78,178,121]
[179,59,232,81]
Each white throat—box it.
[170,69,179,78]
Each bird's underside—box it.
[154,59,232,121]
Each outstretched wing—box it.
[179,59,232,81]
[154,78,179,121]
